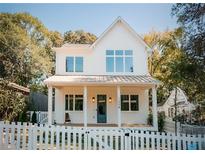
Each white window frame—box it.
[66,56,83,72]
[106,50,133,73]
[65,94,83,112]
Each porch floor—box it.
[58,123,152,128]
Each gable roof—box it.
[90,17,152,52]
[53,17,152,54]
[162,87,192,107]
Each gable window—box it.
[65,94,83,111]
[66,56,83,72]
[106,50,133,73]
[121,94,139,111]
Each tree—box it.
[0,79,26,121]
[64,30,97,44]
[172,4,205,103]
[144,29,184,104]
[0,12,53,86]
[49,31,63,48]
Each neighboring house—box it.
[8,82,30,95]
[44,17,160,130]
[158,87,195,119]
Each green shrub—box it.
[31,111,37,124]
[147,112,153,125]
[18,112,28,123]
[158,112,165,132]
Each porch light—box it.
[109,97,112,103]
[92,97,95,103]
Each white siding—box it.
[54,86,149,125]
[55,22,148,76]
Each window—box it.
[65,94,83,111]
[52,88,55,111]
[106,57,114,72]
[75,95,83,111]
[65,95,68,111]
[121,95,129,111]
[106,50,114,55]
[66,57,74,72]
[106,50,133,73]
[121,95,139,111]
[66,56,83,72]
[130,95,139,111]
[68,95,74,111]
[65,95,74,111]
[75,57,83,72]
[125,57,133,72]
[116,57,124,72]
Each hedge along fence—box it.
[0,121,204,150]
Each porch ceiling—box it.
[44,75,161,86]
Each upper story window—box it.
[106,50,133,73]
[66,56,83,72]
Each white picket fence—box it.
[0,121,204,150]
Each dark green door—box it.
[97,95,107,123]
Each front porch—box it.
[45,75,160,130]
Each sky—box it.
[0,3,179,36]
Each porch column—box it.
[152,86,158,131]
[83,86,88,127]
[48,86,53,125]
[117,86,121,127]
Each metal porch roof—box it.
[44,75,161,86]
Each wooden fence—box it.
[180,124,205,135]
[28,111,48,124]
[0,121,204,150]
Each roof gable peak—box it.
[91,17,151,51]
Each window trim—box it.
[121,94,139,111]
[65,94,83,112]
[106,50,133,73]
[66,56,84,73]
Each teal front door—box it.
[97,95,107,123]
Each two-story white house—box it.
[44,17,160,130]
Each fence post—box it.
[10,122,15,145]
[0,122,2,145]
[124,130,130,150]
[198,134,202,150]
[177,122,181,133]
[16,122,21,150]
[32,124,37,150]
[28,123,33,150]
[5,121,9,145]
